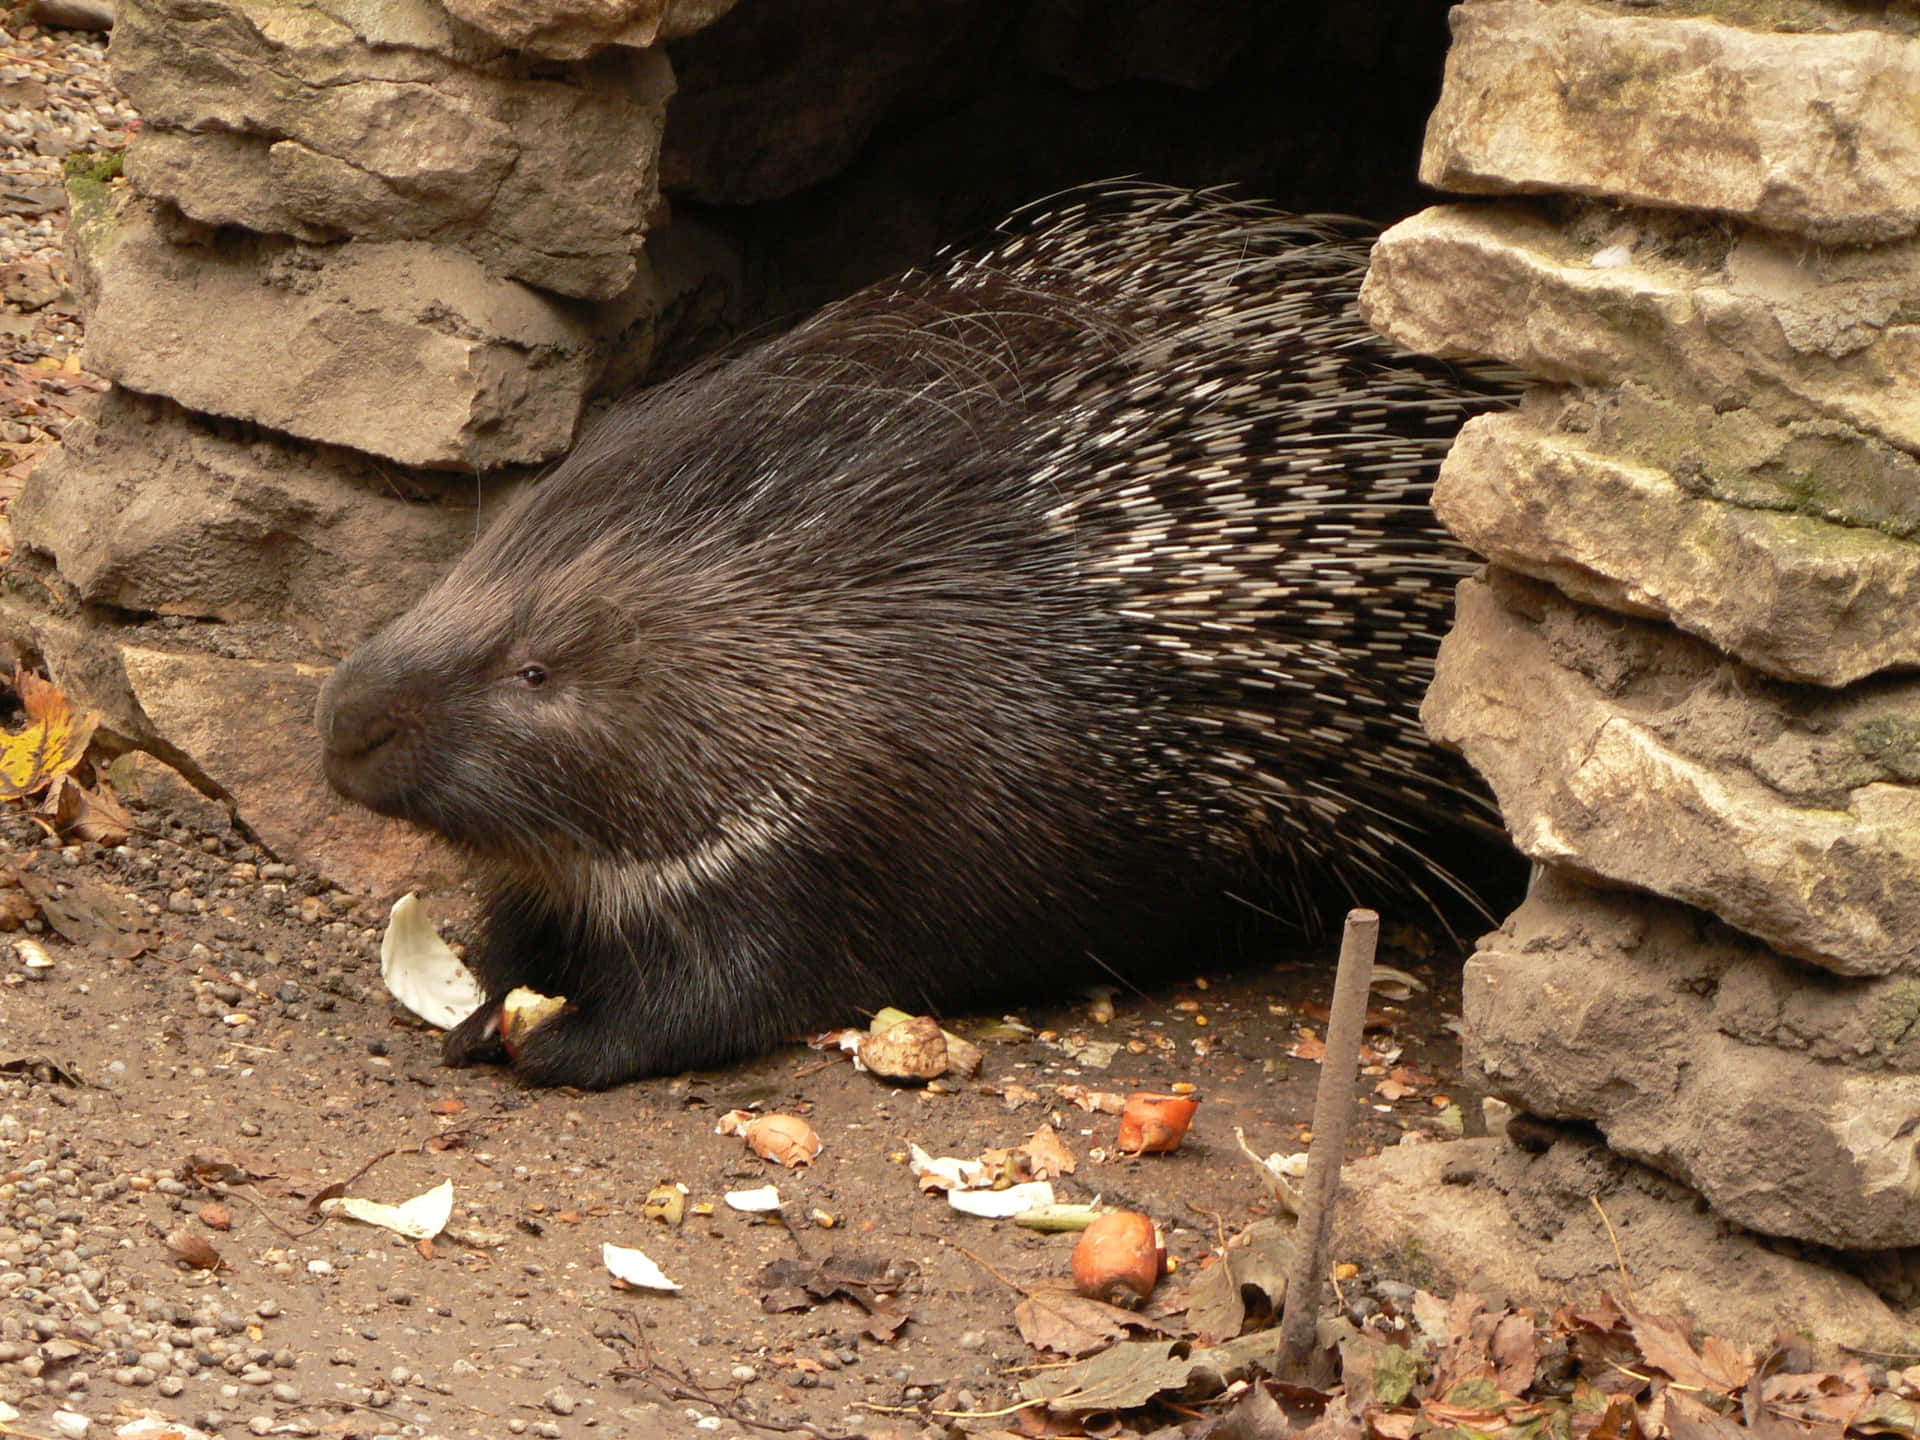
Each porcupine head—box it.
[314,302,1177,1091]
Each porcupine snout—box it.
[315,649,437,821]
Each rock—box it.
[110,751,233,835]
[25,0,113,29]
[1433,391,1920,687]
[0,601,159,759]
[13,389,508,654]
[0,598,451,894]
[112,0,674,300]
[0,261,67,310]
[1425,571,1920,978]
[1360,203,1920,457]
[1423,0,1920,244]
[66,186,615,470]
[1468,871,1920,1249]
[662,0,987,205]
[118,646,459,898]
[1334,1134,1920,1357]
[437,0,735,61]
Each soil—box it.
[0,793,1480,1439]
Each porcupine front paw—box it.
[507,1001,660,1091]
[442,999,510,1069]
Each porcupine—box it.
[316,184,1516,1090]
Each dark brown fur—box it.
[316,185,1514,1089]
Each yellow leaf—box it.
[0,672,99,801]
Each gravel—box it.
[2,11,130,470]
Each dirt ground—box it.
[0,785,1479,1439]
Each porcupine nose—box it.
[315,655,415,813]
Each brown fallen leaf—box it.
[1625,1305,1753,1396]
[164,1226,225,1271]
[0,883,35,931]
[1056,1084,1125,1115]
[39,770,133,845]
[16,868,155,960]
[1489,1309,1542,1397]
[1018,1123,1076,1180]
[1666,1390,1749,1440]
[0,1054,87,1085]
[756,1252,916,1342]
[1014,1280,1167,1357]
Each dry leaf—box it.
[1056,1084,1125,1114]
[164,1227,224,1271]
[1626,1306,1753,1396]
[0,671,98,802]
[1018,1123,1077,1180]
[1015,1282,1161,1357]
[40,771,133,844]
[16,869,154,959]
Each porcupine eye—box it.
[514,663,549,690]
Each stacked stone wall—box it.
[1361,0,1920,1258]
[2,0,733,890]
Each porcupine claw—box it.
[442,999,509,1069]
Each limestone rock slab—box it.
[1424,0,1920,244]
[1360,204,1920,456]
[113,0,673,299]
[1335,1135,1920,1356]
[1425,571,1920,978]
[13,389,501,655]
[120,645,458,899]
[437,0,734,61]
[68,188,604,469]
[1435,392,1920,687]
[1469,872,1920,1248]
